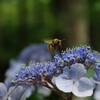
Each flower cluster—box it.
[54,45,100,68]
[54,45,100,84]
[14,61,62,85]
[2,45,100,100]
[4,43,52,100]
[5,43,52,88]
[52,46,100,98]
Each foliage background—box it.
[0,0,100,100]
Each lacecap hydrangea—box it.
[4,44,52,100]
[12,45,100,99]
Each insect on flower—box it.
[44,38,64,51]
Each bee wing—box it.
[44,39,53,44]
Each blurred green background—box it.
[0,0,100,100]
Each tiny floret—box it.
[14,61,62,85]
[54,46,100,69]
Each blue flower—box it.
[0,83,7,99]
[54,55,64,67]
[18,43,52,62]
[14,61,62,84]
[6,45,100,99]
[5,43,53,98]
[0,82,32,100]
[52,63,94,97]
[91,63,100,85]
[54,46,100,69]
[85,51,100,67]
[7,85,33,100]
[5,44,53,87]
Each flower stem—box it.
[52,88,70,100]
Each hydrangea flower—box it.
[52,63,94,97]
[54,46,100,69]
[5,43,53,98]
[5,44,52,87]
[0,83,7,99]
[0,82,32,100]
[9,45,100,99]
[14,61,62,85]
[18,43,52,62]
[7,85,33,100]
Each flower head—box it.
[54,46,100,69]
[6,45,100,99]
[5,43,53,98]
[14,61,62,85]
[52,63,94,97]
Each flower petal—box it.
[69,63,87,80]
[52,73,69,84]
[20,86,34,100]
[73,77,94,97]
[63,67,69,75]
[5,60,24,78]
[0,83,7,98]
[52,75,73,93]
[8,86,25,100]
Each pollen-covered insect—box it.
[44,38,63,51]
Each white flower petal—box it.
[52,77,56,84]
[63,67,69,75]
[52,72,70,84]
[73,77,94,97]
[0,83,7,97]
[8,86,24,100]
[52,74,66,84]
[52,75,73,93]
[69,63,86,80]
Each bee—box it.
[44,38,63,51]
